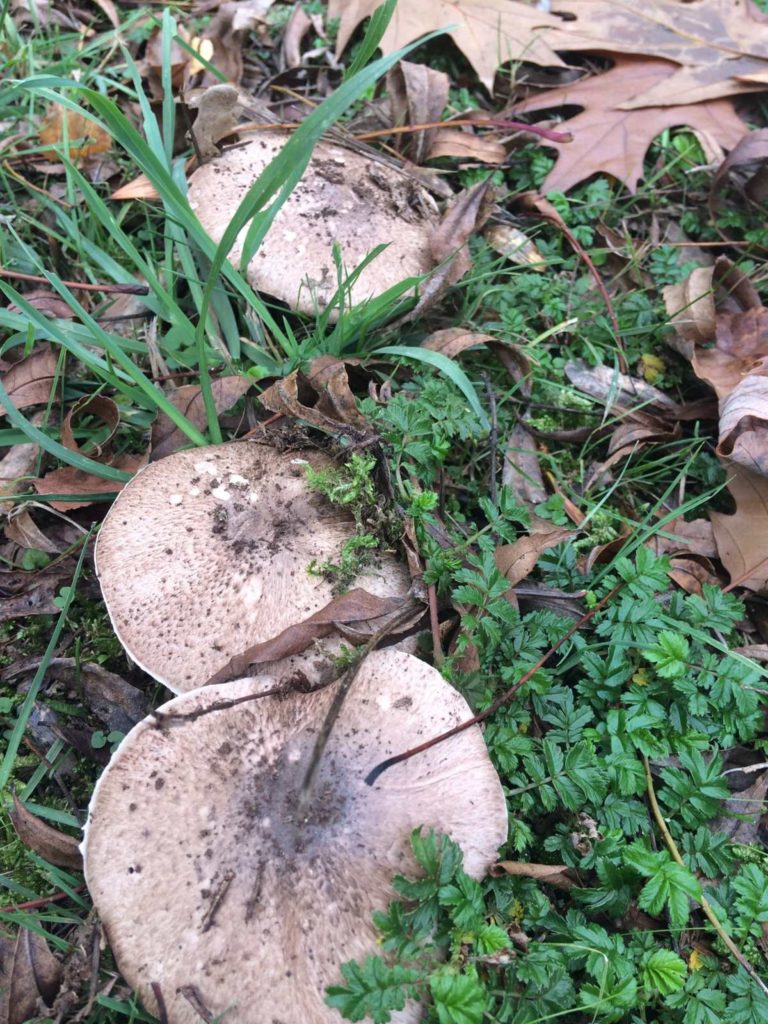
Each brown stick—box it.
[0,267,149,295]
[0,884,86,914]
[365,583,623,784]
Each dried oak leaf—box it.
[553,0,768,106]
[0,927,62,1024]
[495,530,574,589]
[512,56,746,194]
[0,564,72,622]
[710,461,768,591]
[328,0,573,91]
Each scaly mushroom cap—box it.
[95,442,411,692]
[83,650,508,1024]
[187,132,440,315]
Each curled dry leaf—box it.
[387,60,450,164]
[60,394,119,456]
[4,508,64,554]
[0,344,58,417]
[491,860,578,890]
[110,172,160,201]
[427,127,506,165]
[710,461,768,591]
[667,555,720,596]
[258,365,369,434]
[711,127,768,212]
[151,374,253,460]
[718,375,768,473]
[9,794,82,871]
[564,359,679,417]
[0,926,62,1024]
[281,3,313,68]
[0,438,38,500]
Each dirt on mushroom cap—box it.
[187,131,440,315]
[95,442,412,692]
[82,650,508,1024]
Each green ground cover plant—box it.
[2,1,768,1023]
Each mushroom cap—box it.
[83,650,508,1024]
[95,442,411,692]
[187,132,440,315]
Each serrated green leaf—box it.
[641,949,687,995]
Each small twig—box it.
[150,982,169,1024]
[355,117,572,144]
[427,583,443,667]
[0,885,86,915]
[483,372,499,506]
[0,267,149,294]
[297,598,424,817]
[642,756,768,997]
[365,583,623,784]
[153,686,284,730]
[180,985,216,1023]
[201,870,235,933]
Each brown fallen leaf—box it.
[151,375,253,460]
[427,127,507,165]
[38,106,111,161]
[711,128,768,212]
[110,172,160,201]
[511,55,746,194]
[60,394,120,456]
[711,461,768,591]
[484,223,545,271]
[32,454,146,511]
[718,376,768,473]
[4,508,65,554]
[667,555,720,596]
[709,768,768,844]
[664,257,766,398]
[0,564,72,621]
[259,365,370,434]
[495,530,574,589]
[7,289,74,320]
[491,860,578,890]
[502,422,551,532]
[281,3,313,68]
[205,589,414,684]
[0,927,62,1024]
[554,0,768,107]
[0,345,58,417]
[564,358,680,417]
[387,61,450,164]
[329,0,572,91]
[201,0,277,84]
[0,438,39,500]
[190,84,240,161]
[9,794,82,871]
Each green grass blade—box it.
[376,344,489,426]
[344,0,397,79]
[0,530,92,793]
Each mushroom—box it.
[186,131,440,314]
[95,441,412,693]
[82,649,508,1024]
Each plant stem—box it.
[642,755,768,997]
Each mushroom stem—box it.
[297,598,423,819]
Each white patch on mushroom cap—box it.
[194,461,217,475]
[168,494,183,506]
[211,487,231,501]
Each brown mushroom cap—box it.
[82,650,508,1024]
[95,442,411,692]
[187,132,440,315]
